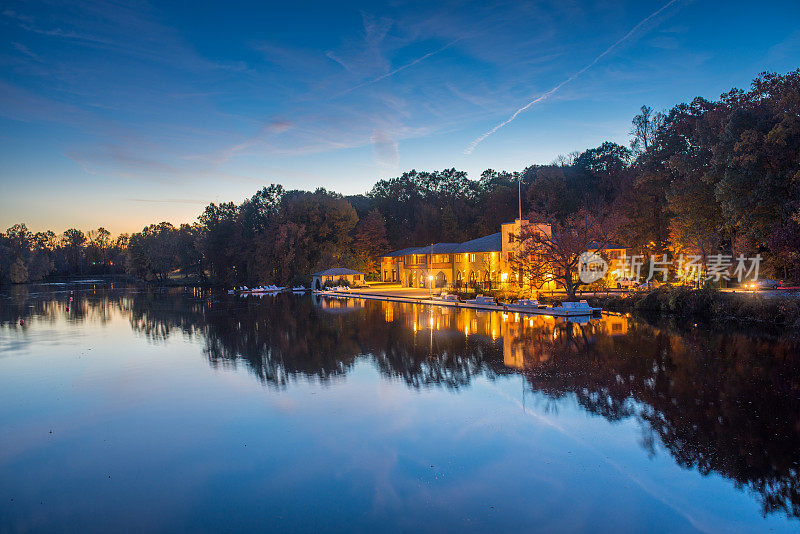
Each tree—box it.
[630,105,665,157]
[9,257,28,283]
[514,209,622,300]
[62,228,87,274]
[353,208,389,275]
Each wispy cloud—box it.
[334,38,463,97]
[464,0,688,154]
[371,129,399,168]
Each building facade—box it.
[311,267,365,290]
[380,220,553,290]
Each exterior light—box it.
[428,275,433,281]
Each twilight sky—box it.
[1,0,799,234]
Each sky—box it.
[1,0,799,234]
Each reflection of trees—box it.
[522,323,800,520]
[4,286,799,520]
[198,295,507,389]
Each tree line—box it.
[2,69,798,286]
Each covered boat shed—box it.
[311,267,365,290]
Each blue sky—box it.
[1,0,799,233]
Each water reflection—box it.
[2,286,799,521]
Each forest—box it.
[1,69,798,287]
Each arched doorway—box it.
[435,271,446,288]
[483,270,491,289]
[455,271,463,288]
[407,272,415,287]
[314,278,321,290]
[468,271,476,286]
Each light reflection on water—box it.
[1,284,798,533]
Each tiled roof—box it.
[456,232,502,252]
[383,246,424,257]
[312,267,364,276]
[382,233,502,257]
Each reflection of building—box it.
[313,295,366,313]
[597,313,629,336]
[380,220,552,289]
[376,300,629,372]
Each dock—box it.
[313,289,601,317]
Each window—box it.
[454,254,462,262]
[508,232,515,243]
[507,252,514,262]
[484,253,490,263]
[468,253,476,263]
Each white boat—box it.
[432,292,459,302]
[464,295,497,306]
[548,300,601,315]
[241,285,286,294]
[292,286,307,292]
[505,299,547,312]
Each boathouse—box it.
[311,267,365,290]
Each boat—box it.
[241,285,286,294]
[505,298,547,312]
[464,295,497,306]
[313,288,602,317]
[292,286,307,292]
[547,300,601,316]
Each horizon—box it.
[2,0,799,235]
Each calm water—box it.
[1,284,798,533]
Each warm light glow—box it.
[428,275,434,281]
[500,272,508,282]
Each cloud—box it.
[268,120,292,134]
[334,38,463,97]
[11,42,42,61]
[464,0,689,154]
[371,129,399,168]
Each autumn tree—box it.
[514,209,622,300]
[353,208,389,276]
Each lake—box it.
[1,283,798,533]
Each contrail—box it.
[335,38,463,98]
[464,0,683,154]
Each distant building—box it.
[379,220,552,289]
[311,267,365,290]
[590,242,633,287]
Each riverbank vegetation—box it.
[590,286,800,328]
[2,69,799,288]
